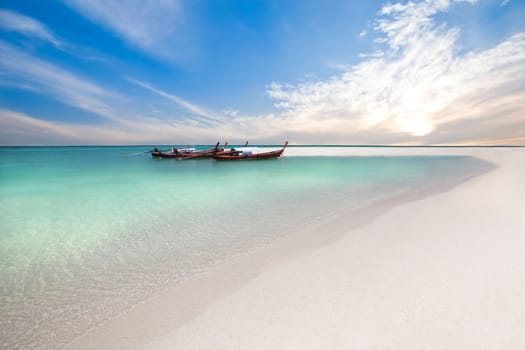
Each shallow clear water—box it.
[0,146,491,349]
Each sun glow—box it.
[398,116,435,136]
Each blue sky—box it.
[0,0,524,145]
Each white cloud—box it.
[128,78,224,125]
[500,0,511,6]
[222,109,239,117]
[357,51,384,59]
[3,0,524,146]
[327,62,352,71]
[0,109,134,145]
[0,40,272,145]
[0,40,128,124]
[0,108,278,146]
[63,0,181,59]
[0,9,112,61]
[265,0,525,144]
[0,9,62,48]
[0,109,77,142]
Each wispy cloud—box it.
[63,0,181,59]
[0,9,111,62]
[266,0,525,145]
[3,0,524,146]
[0,108,243,146]
[0,109,151,145]
[0,109,77,143]
[0,40,128,124]
[327,62,352,71]
[0,109,133,145]
[128,78,224,125]
[0,9,62,48]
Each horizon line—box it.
[1,144,524,148]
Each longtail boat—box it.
[212,141,288,161]
[152,142,224,159]
[151,146,186,158]
[150,151,162,157]
[148,147,169,157]
[156,150,180,158]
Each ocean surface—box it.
[0,146,492,349]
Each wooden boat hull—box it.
[150,142,287,161]
[180,151,215,159]
[153,142,224,159]
[214,150,242,156]
[212,142,288,161]
[155,152,181,158]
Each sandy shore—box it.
[69,147,525,350]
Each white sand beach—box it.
[69,147,525,350]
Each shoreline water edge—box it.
[67,148,525,349]
[1,147,523,349]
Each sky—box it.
[0,0,524,145]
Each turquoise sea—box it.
[0,146,492,349]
